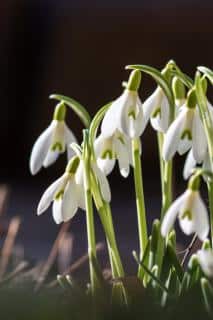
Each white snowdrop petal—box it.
[162,108,187,161]
[61,180,79,222]
[177,137,192,155]
[77,184,86,210]
[143,87,162,123]
[65,125,77,160]
[97,158,115,176]
[30,123,55,175]
[193,193,209,241]
[197,249,213,277]
[75,160,84,185]
[52,199,63,224]
[115,139,131,178]
[183,150,196,180]
[161,193,186,237]
[92,164,111,203]
[101,93,127,138]
[94,135,106,158]
[43,150,60,168]
[192,110,207,163]
[179,215,195,236]
[37,174,67,215]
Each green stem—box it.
[132,138,148,269]
[83,133,99,297]
[156,132,173,273]
[208,182,213,247]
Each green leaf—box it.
[133,252,171,295]
[201,278,213,314]
[198,66,213,85]
[126,64,175,123]
[89,102,112,157]
[170,67,193,89]
[167,242,184,282]
[50,94,91,128]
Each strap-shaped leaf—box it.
[170,64,193,88]
[50,94,91,128]
[89,102,111,145]
[133,251,171,295]
[126,64,175,123]
[198,66,213,85]
[167,242,184,281]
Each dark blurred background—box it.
[0,0,212,269]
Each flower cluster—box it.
[30,63,213,309]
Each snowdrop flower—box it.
[163,89,207,163]
[30,102,77,175]
[142,86,170,133]
[183,149,211,180]
[37,156,85,224]
[161,175,209,241]
[94,130,132,177]
[197,249,213,278]
[75,159,111,203]
[101,70,145,139]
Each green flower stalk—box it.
[82,130,99,297]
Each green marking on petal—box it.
[181,129,192,140]
[51,142,64,152]
[181,210,192,220]
[117,135,125,145]
[151,107,161,118]
[54,190,64,200]
[128,110,136,119]
[101,149,113,159]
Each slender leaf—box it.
[198,66,213,85]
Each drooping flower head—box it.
[37,156,84,224]
[101,70,145,139]
[161,174,209,241]
[94,130,132,177]
[37,145,111,224]
[30,102,77,175]
[163,88,207,163]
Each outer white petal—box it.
[101,92,127,138]
[65,124,77,160]
[115,139,131,178]
[97,158,115,176]
[30,122,55,175]
[37,174,67,215]
[162,108,187,161]
[192,110,207,163]
[92,163,111,203]
[183,150,196,180]
[130,104,144,138]
[77,184,86,210]
[143,87,162,123]
[75,160,84,185]
[192,193,209,240]
[94,135,107,157]
[52,199,63,224]
[197,249,213,277]
[119,91,142,138]
[150,95,169,133]
[161,193,187,237]
[61,179,79,222]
